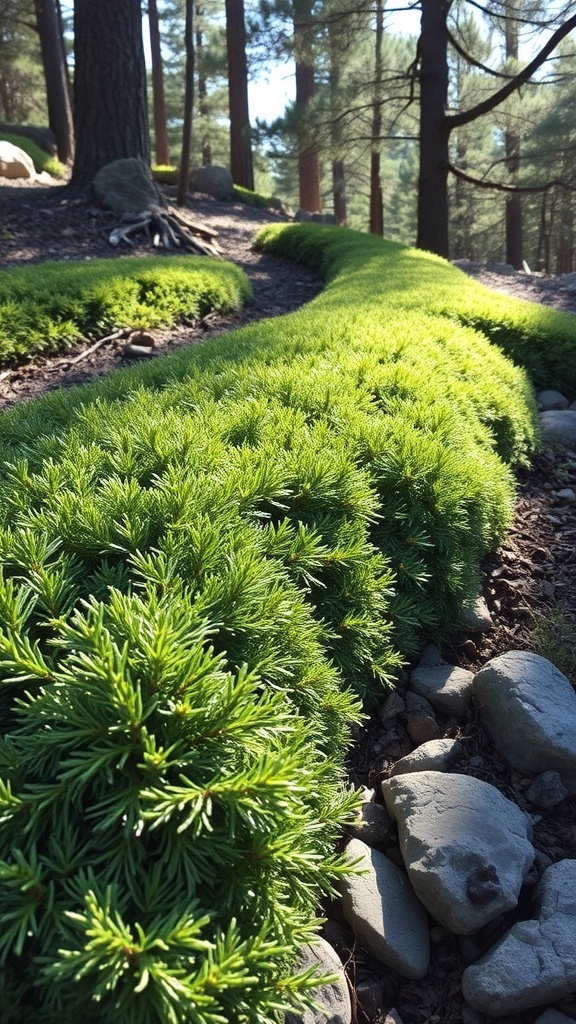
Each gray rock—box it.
[383,1011,405,1024]
[0,140,35,180]
[462,860,576,1015]
[378,690,405,725]
[418,644,443,667]
[486,261,516,275]
[390,739,463,776]
[473,651,576,793]
[409,664,474,717]
[382,771,534,934]
[340,838,430,979]
[349,800,393,846]
[525,770,569,809]
[93,158,163,214]
[294,209,338,223]
[533,1012,576,1024]
[285,937,351,1024]
[537,389,570,411]
[463,596,493,633]
[557,487,576,501]
[540,410,576,445]
[559,271,576,290]
[189,164,234,199]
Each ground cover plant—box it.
[0,132,65,179]
[0,223,561,1021]
[0,256,250,365]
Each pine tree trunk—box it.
[195,8,212,165]
[72,0,149,187]
[332,159,347,225]
[148,0,170,166]
[225,0,254,190]
[177,0,194,206]
[294,0,321,212]
[328,14,346,224]
[369,1,384,235]
[416,0,450,256]
[504,2,522,269]
[35,0,74,164]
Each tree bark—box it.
[72,0,149,187]
[328,7,346,224]
[225,0,254,190]
[196,7,212,166]
[504,2,522,269]
[148,0,170,166]
[35,0,74,164]
[369,0,384,235]
[177,0,194,206]
[294,0,321,212]
[416,4,576,258]
[416,0,450,256]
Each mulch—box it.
[1,175,576,1024]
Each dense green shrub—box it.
[233,185,284,212]
[0,223,546,1020]
[0,132,66,178]
[0,257,250,365]
[256,223,576,397]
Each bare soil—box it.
[1,176,576,1024]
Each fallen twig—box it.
[58,329,128,368]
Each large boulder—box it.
[339,838,430,979]
[189,164,234,200]
[382,771,534,934]
[0,140,35,180]
[462,860,576,1015]
[92,159,163,214]
[540,410,576,445]
[473,651,576,792]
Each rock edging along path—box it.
[288,646,576,1024]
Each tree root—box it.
[108,204,221,257]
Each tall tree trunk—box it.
[369,0,384,235]
[195,7,211,165]
[294,0,321,212]
[504,2,522,268]
[148,0,170,166]
[35,0,74,164]
[416,0,450,256]
[72,0,148,187]
[328,8,346,224]
[177,0,194,206]
[225,0,253,190]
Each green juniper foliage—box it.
[0,224,551,1020]
[0,132,66,178]
[0,257,250,365]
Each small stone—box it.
[537,389,570,411]
[383,1010,405,1024]
[410,663,474,717]
[284,937,351,1024]
[418,643,443,667]
[406,714,441,745]
[390,738,463,776]
[469,755,484,768]
[378,690,405,725]
[340,838,430,979]
[349,800,393,847]
[556,487,576,501]
[525,771,569,809]
[534,1012,576,1024]
[463,596,493,633]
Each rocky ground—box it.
[1,175,576,1024]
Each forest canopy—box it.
[1,0,576,267]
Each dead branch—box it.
[107,204,221,257]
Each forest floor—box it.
[1,175,576,1024]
